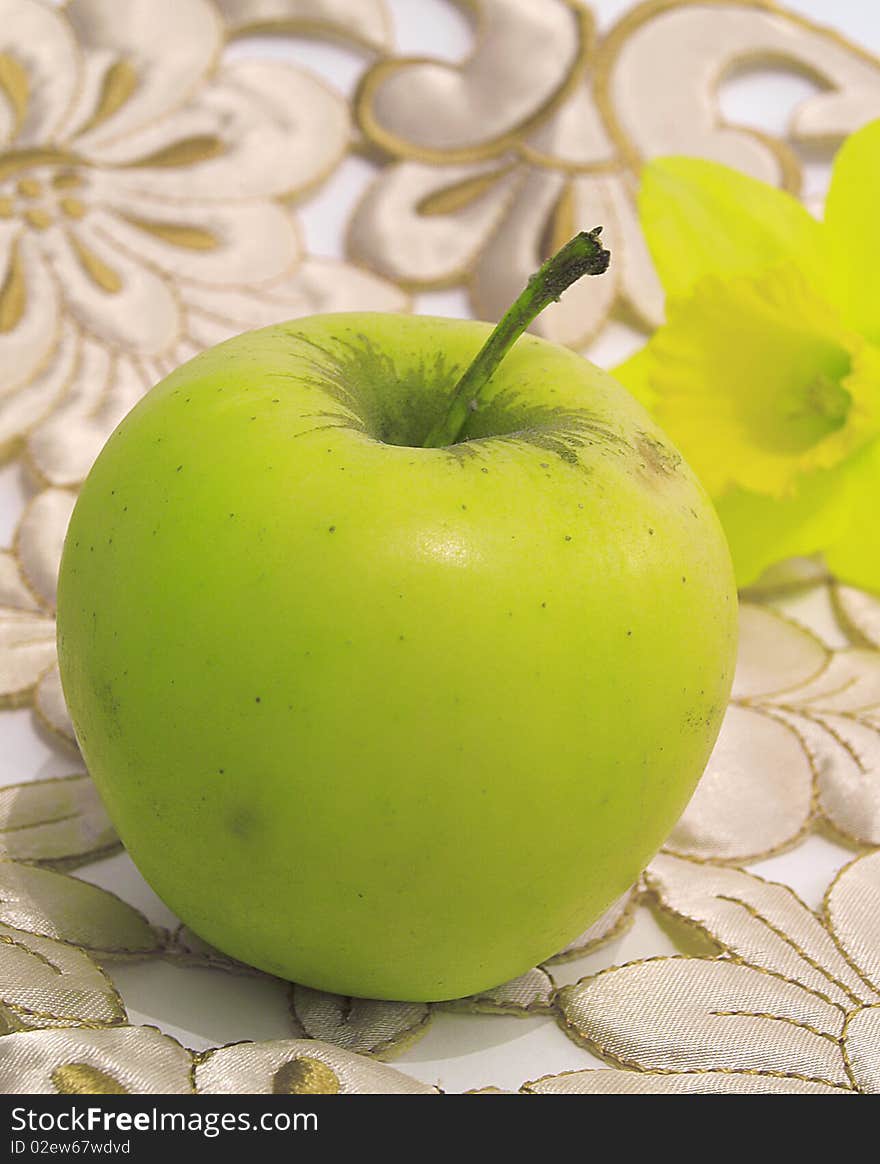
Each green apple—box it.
[57,233,737,1001]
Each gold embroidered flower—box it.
[543,850,880,1094]
[0,0,405,486]
[349,0,880,353]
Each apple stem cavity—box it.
[422,229,611,449]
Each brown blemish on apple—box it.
[636,433,681,478]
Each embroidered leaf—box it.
[672,601,880,856]
[824,850,880,995]
[759,649,880,844]
[0,552,39,611]
[647,854,875,1008]
[442,967,554,1015]
[558,957,849,1086]
[665,704,812,860]
[289,987,431,1059]
[0,860,159,955]
[843,1006,880,1094]
[33,666,76,744]
[0,776,117,868]
[0,924,125,1029]
[0,1027,192,1093]
[196,1038,437,1094]
[733,603,828,700]
[0,608,56,704]
[15,489,75,610]
[833,584,880,648]
[217,0,393,51]
[417,167,515,217]
[524,1068,850,1094]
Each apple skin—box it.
[57,312,737,1001]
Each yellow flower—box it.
[616,119,880,591]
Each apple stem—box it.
[422,228,611,449]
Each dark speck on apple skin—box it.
[228,807,258,839]
[94,679,122,740]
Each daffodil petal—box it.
[716,467,854,588]
[612,342,658,411]
[647,263,879,498]
[824,118,880,344]
[823,438,880,593]
[638,156,824,300]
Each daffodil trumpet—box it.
[618,118,880,592]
